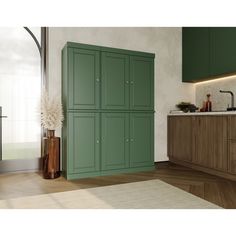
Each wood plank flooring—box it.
[0,162,236,208]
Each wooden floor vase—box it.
[43,130,60,179]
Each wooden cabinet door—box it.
[130,113,154,167]
[229,140,236,174]
[168,116,192,162]
[210,27,236,76]
[228,116,236,140]
[68,113,100,174]
[101,52,129,110]
[101,113,129,170]
[182,27,210,82]
[68,48,100,109]
[228,116,236,174]
[130,56,154,110]
[193,116,228,171]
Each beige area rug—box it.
[0,179,221,209]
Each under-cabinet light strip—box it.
[195,74,236,85]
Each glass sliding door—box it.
[0,27,41,161]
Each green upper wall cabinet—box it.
[182,27,236,83]
[130,56,154,110]
[68,48,100,109]
[101,52,129,110]
[210,28,236,76]
[182,27,210,82]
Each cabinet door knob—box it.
[96,140,100,144]
[130,81,134,84]
[96,78,100,82]
[126,139,129,142]
[126,81,129,84]
[131,139,134,142]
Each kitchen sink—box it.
[211,110,236,112]
[227,107,236,111]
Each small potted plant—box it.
[40,89,64,179]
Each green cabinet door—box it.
[101,113,129,170]
[210,27,236,76]
[68,48,100,110]
[182,27,210,82]
[130,56,154,110]
[130,113,154,167]
[68,112,100,174]
[101,52,129,110]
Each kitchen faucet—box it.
[219,90,236,111]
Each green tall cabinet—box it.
[101,113,129,171]
[130,113,154,167]
[62,42,155,180]
[67,47,100,109]
[68,112,100,175]
[101,52,129,110]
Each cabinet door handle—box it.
[131,139,134,142]
[126,81,129,84]
[130,81,134,84]
[126,139,129,142]
[96,78,100,82]
[96,140,100,144]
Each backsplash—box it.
[195,76,236,111]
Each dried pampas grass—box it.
[40,89,64,130]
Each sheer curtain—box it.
[0,27,41,160]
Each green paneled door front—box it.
[130,113,154,167]
[101,52,129,110]
[101,113,129,170]
[68,48,100,109]
[210,27,236,76]
[130,56,154,110]
[68,113,100,174]
[182,27,210,82]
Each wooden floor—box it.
[0,162,236,208]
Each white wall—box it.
[48,27,195,162]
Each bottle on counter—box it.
[205,94,212,112]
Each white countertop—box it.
[168,111,236,116]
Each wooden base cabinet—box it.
[168,115,236,181]
[167,116,192,162]
[228,116,236,174]
[192,116,228,171]
[229,140,236,174]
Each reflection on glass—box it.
[0,27,41,160]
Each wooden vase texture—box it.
[43,130,60,179]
